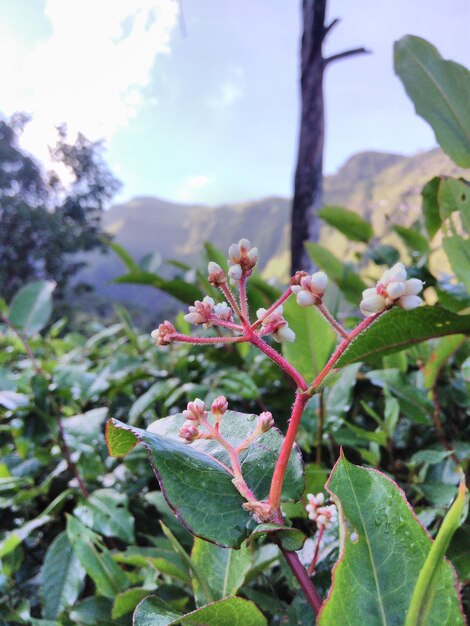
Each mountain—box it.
[78,147,468,317]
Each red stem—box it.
[251,287,293,330]
[316,303,348,339]
[281,548,322,614]
[308,525,325,576]
[269,392,309,512]
[172,333,248,345]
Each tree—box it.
[0,116,120,302]
[291,0,368,273]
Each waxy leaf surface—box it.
[106,411,303,547]
[318,454,464,625]
[336,307,470,366]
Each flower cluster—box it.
[183,296,233,327]
[228,238,258,285]
[360,263,423,317]
[178,397,230,442]
[305,492,338,530]
[151,321,176,346]
[291,271,328,307]
[256,305,295,343]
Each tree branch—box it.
[322,17,340,40]
[325,46,370,66]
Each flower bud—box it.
[211,395,228,417]
[179,420,199,443]
[184,296,215,327]
[359,294,386,317]
[258,411,274,432]
[182,398,207,423]
[398,294,423,310]
[151,321,176,345]
[291,272,328,306]
[208,262,226,286]
[228,263,243,283]
[213,301,233,322]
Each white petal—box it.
[228,264,242,280]
[362,287,377,299]
[202,296,215,306]
[404,278,423,295]
[398,295,422,310]
[310,271,328,292]
[296,290,316,307]
[228,243,241,262]
[291,285,301,294]
[388,262,407,283]
[238,238,251,252]
[256,308,267,319]
[386,281,406,299]
[184,312,202,324]
[360,294,386,317]
[274,324,296,343]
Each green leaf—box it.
[8,281,55,335]
[112,588,151,619]
[66,515,129,597]
[442,236,470,292]
[73,489,135,544]
[393,225,429,255]
[305,243,367,303]
[336,307,470,366]
[423,335,466,389]
[0,515,51,558]
[318,206,373,242]
[394,35,470,167]
[422,177,442,239]
[282,296,337,382]
[40,532,86,619]
[106,411,303,548]
[191,538,251,606]
[113,272,202,305]
[107,240,140,273]
[437,177,470,233]
[248,524,306,552]
[405,479,467,626]
[318,453,465,625]
[129,380,179,425]
[133,596,267,626]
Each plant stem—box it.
[269,392,309,513]
[247,331,308,391]
[308,525,325,576]
[312,313,382,390]
[316,303,348,338]
[172,333,248,345]
[315,390,325,465]
[219,282,243,320]
[251,287,293,330]
[281,547,322,614]
[238,275,249,322]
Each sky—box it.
[1,0,470,205]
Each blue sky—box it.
[1,0,470,205]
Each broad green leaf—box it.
[282,296,337,382]
[8,281,55,335]
[394,35,470,167]
[442,236,470,292]
[66,515,129,597]
[405,480,467,626]
[112,588,151,619]
[248,524,306,552]
[422,177,442,239]
[0,515,51,558]
[318,454,465,625]
[336,307,470,366]
[437,177,470,232]
[73,489,135,544]
[191,538,251,606]
[367,369,432,424]
[393,225,429,255]
[113,272,201,305]
[305,243,367,303]
[447,525,470,583]
[69,597,115,625]
[133,596,267,626]
[423,335,466,389]
[318,205,373,242]
[106,411,303,548]
[40,532,86,619]
[114,546,190,583]
[129,380,179,424]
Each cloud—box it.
[1,0,179,164]
[176,174,212,201]
[207,66,244,109]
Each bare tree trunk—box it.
[290,0,369,273]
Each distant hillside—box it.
[78,147,468,316]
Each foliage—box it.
[0,35,469,626]
[0,115,120,302]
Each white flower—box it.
[360,263,424,317]
[227,238,258,284]
[208,262,226,286]
[256,305,296,343]
[213,301,233,322]
[184,296,215,327]
[306,493,337,529]
[291,271,328,307]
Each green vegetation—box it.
[0,35,469,625]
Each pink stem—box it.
[247,330,307,391]
[251,287,293,330]
[172,333,248,345]
[219,282,243,320]
[209,318,244,332]
[316,303,348,339]
[238,275,249,322]
[268,392,309,512]
[308,525,325,576]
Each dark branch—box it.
[325,47,371,66]
[323,17,340,40]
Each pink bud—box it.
[258,411,274,432]
[150,321,176,346]
[208,262,226,286]
[211,395,228,417]
[182,398,207,422]
[179,420,199,442]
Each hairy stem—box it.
[308,525,325,576]
[172,333,248,345]
[238,275,249,322]
[315,390,325,465]
[316,303,348,338]
[219,282,243,320]
[269,392,309,512]
[251,287,293,330]
[248,331,308,391]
